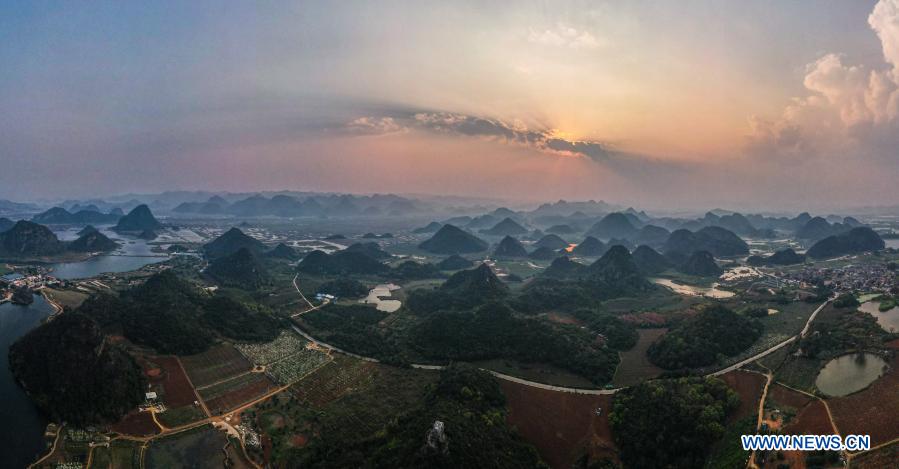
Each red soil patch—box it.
[767,384,835,438]
[181,345,252,388]
[206,376,278,415]
[546,312,582,325]
[885,338,899,350]
[501,380,617,469]
[720,370,766,422]
[138,356,196,408]
[852,442,898,468]
[829,356,899,446]
[290,434,308,448]
[767,384,813,410]
[618,312,666,326]
[784,400,833,435]
[109,410,160,437]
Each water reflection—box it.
[815,352,888,397]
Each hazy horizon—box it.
[4,0,899,212]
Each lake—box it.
[858,301,899,333]
[0,295,54,468]
[814,352,889,397]
[49,228,168,279]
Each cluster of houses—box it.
[776,263,898,294]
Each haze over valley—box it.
[3,1,899,468]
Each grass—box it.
[40,287,89,310]
[612,328,667,387]
[601,290,694,314]
[156,405,206,428]
[90,440,142,469]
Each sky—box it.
[2,0,899,211]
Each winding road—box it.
[290,275,832,395]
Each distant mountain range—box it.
[171,193,423,218]
[480,217,528,236]
[0,220,118,258]
[32,207,120,225]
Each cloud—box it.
[346,110,612,160]
[346,116,407,134]
[747,0,899,156]
[528,23,603,49]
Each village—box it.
[774,261,899,295]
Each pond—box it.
[0,295,54,468]
[814,352,889,397]
[48,228,168,279]
[651,278,735,298]
[858,301,899,333]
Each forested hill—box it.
[8,313,145,425]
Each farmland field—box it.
[109,410,160,437]
[612,328,666,387]
[783,400,834,435]
[829,356,899,446]
[267,347,331,385]
[719,370,766,422]
[767,383,813,411]
[90,440,142,469]
[156,405,206,428]
[852,442,899,468]
[182,345,252,388]
[500,379,617,469]
[236,331,308,365]
[204,374,279,415]
[145,425,228,469]
[290,357,377,407]
[140,356,197,408]
[766,383,835,436]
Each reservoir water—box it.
[859,301,899,333]
[0,295,54,468]
[48,228,168,279]
[814,352,889,397]
[1,229,169,466]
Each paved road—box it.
[710,299,830,377]
[290,276,831,395]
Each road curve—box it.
[290,276,831,395]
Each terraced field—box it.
[182,345,252,388]
[200,372,271,402]
[204,374,279,415]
